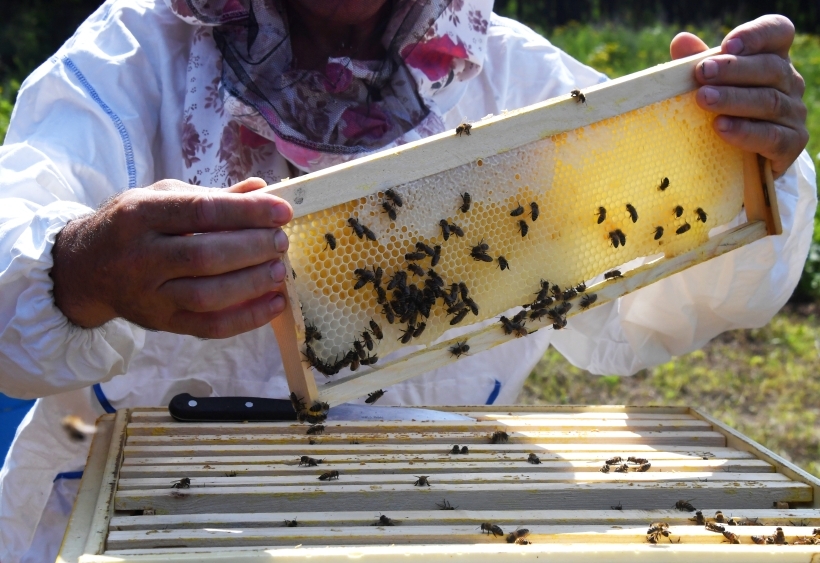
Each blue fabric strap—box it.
[92,383,116,414]
[53,471,84,482]
[485,379,501,405]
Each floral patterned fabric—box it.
[165,0,493,173]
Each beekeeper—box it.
[0,0,814,559]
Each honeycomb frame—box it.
[265,47,780,407]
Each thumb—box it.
[670,32,709,60]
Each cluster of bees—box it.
[289,392,330,435]
[302,318,383,377]
[498,278,596,337]
[481,523,532,544]
[599,455,651,473]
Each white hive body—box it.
[283,93,746,370]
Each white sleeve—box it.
[0,0,188,398]
[551,151,817,375]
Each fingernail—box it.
[270,294,285,313]
[272,203,291,224]
[274,228,289,252]
[724,37,743,55]
[702,86,720,105]
[715,116,732,132]
[700,59,718,79]
[271,260,287,282]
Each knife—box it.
[168,393,297,422]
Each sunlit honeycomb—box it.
[284,93,745,369]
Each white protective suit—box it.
[0,0,815,561]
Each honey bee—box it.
[570,89,586,103]
[299,456,322,467]
[460,192,471,213]
[696,207,707,222]
[318,470,340,481]
[224,470,237,477]
[429,245,441,267]
[437,499,457,510]
[605,456,623,465]
[398,326,414,344]
[449,223,464,237]
[580,293,597,310]
[611,502,623,510]
[659,177,670,191]
[636,462,651,472]
[792,536,817,545]
[604,270,622,280]
[450,308,469,325]
[353,339,367,360]
[439,219,451,240]
[600,464,610,473]
[530,202,539,221]
[416,241,435,256]
[305,325,322,344]
[751,535,767,545]
[381,303,396,324]
[646,522,671,544]
[714,511,726,523]
[289,392,307,413]
[368,319,383,340]
[382,200,397,220]
[414,475,431,487]
[615,229,626,247]
[470,249,493,262]
[464,296,479,316]
[596,206,606,224]
[324,233,337,251]
[673,205,684,218]
[348,217,365,238]
[361,224,377,241]
[722,530,741,544]
[449,341,470,358]
[385,188,403,207]
[653,226,664,240]
[307,424,325,435]
[773,527,787,544]
[61,415,97,442]
[481,523,504,537]
[515,538,532,545]
[365,389,386,404]
[626,204,638,223]
[405,251,427,261]
[527,453,542,464]
[614,464,629,473]
[510,203,525,217]
[627,457,649,464]
[283,518,298,527]
[455,122,472,136]
[608,231,620,248]
[506,528,530,543]
[373,514,395,526]
[518,220,529,237]
[408,263,425,277]
[497,256,510,271]
[689,511,706,525]
[450,445,461,454]
[674,499,696,512]
[353,267,376,290]
[360,331,374,351]
[170,477,191,489]
[460,445,469,454]
[705,522,725,533]
[362,353,378,365]
[413,322,427,337]
[529,308,550,321]
[561,287,577,301]
[676,222,691,235]
[490,430,509,444]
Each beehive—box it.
[265,47,779,407]
[58,406,820,562]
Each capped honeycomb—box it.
[283,92,745,371]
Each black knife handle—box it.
[168,393,297,422]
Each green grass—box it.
[520,305,820,479]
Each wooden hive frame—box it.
[58,406,820,562]
[262,46,781,408]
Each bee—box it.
[595,206,606,224]
[570,89,586,103]
[515,538,532,545]
[527,453,541,465]
[614,464,629,473]
[361,224,377,241]
[714,511,726,523]
[659,177,670,191]
[674,499,696,512]
[382,200,398,220]
[575,282,586,293]
[529,308,549,321]
[792,536,817,545]
[705,522,725,533]
[307,424,325,435]
[408,263,425,277]
[722,530,741,544]
[481,523,505,537]
[605,456,623,465]
[318,470,339,481]
[615,229,626,247]
[353,339,367,360]
[751,535,767,545]
[348,217,365,238]
[608,231,620,248]
[470,249,492,262]
[518,220,529,237]
[450,308,469,325]
[464,297,479,316]
[773,527,787,544]
[460,281,473,301]
[353,267,375,290]
[530,202,539,221]
[365,389,386,404]
[696,207,707,222]
[414,475,431,487]
[455,122,472,136]
[439,219,451,240]
[510,203,525,217]
[512,310,528,324]
[627,457,649,464]
[223,470,238,477]
[497,256,510,271]
[449,341,470,358]
[61,415,97,442]
[385,188,403,207]
[437,499,457,510]
[611,502,623,510]
[284,518,298,527]
[416,241,435,256]
[490,430,509,444]
[299,456,322,467]
[626,204,638,223]
[450,445,461,454]
[170,477,191,489]
[653,226,664,240]
[580,293,597,310]
[431,245,442,266]
[506,528,530,544]
[561,287,577,301]
[289,392,307,413]
[460,192,471,213]
[636,462,651,472]
[600,464,610,473]
[460,446,469,454]
[405,251,427,261]
[689,511,706,525]
[413,322,427,337]
[381,303,396,324]
[368,319,383,340]
[360,331,374,351]
[323,233,337,251]
[398,326,414,344]
[373,514,395,526]
[676,222,691,235]
[604,270,622,280]
[673,205,684,218]
[646,522,671,544]
[305,325,322,344]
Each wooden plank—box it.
[762,157,783,235]
[108,508,820,530]
[114,481,812,514]
[260,48,722,219]
[82,409,129,556]
[269,255,319,405]
[118,459,773,478]
[743,153,782,236]
[123,430,727,447]
[125,418,713,436]
[57,414,116,563]
[316,221,767,407]
[691,408,820,508]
